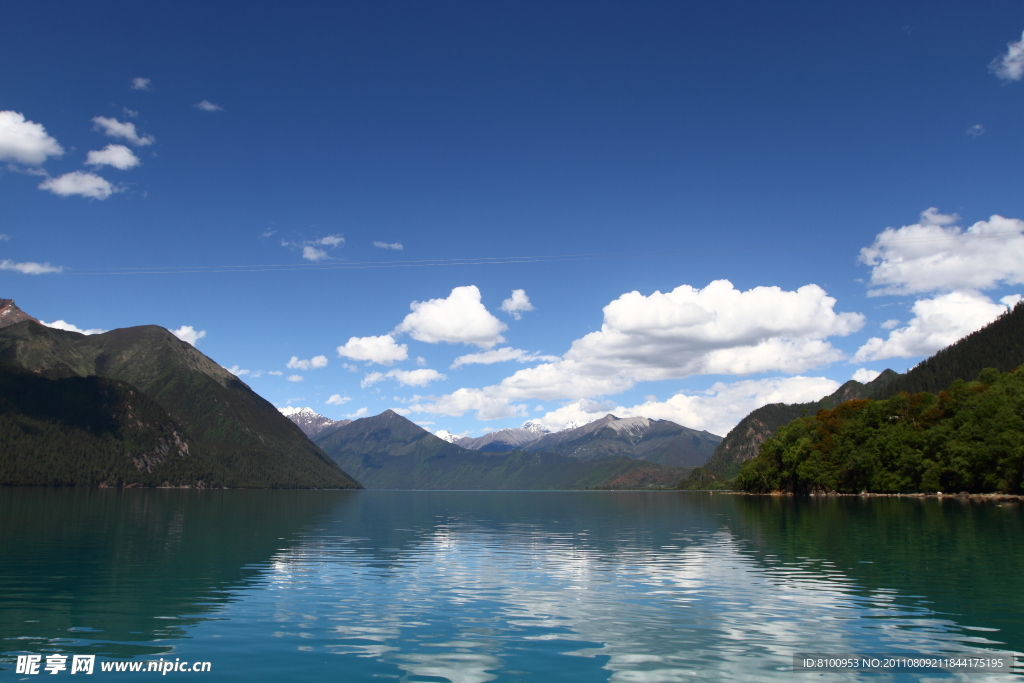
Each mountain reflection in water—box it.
[1,489,1021,682]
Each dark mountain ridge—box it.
[0,318,360,489]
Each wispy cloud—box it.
[131,77,153,91]
[966,124,985,137]
[282,234,345,261]
[195,100,224,112]
[0,259,64,275]
[990,30,1024,81]
[92,116,154,146]
[287,374,303,382]
[373,241,403,250]
[326,394,351,405]
[224,365,250,376]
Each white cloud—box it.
[315,234,344,247]
[39,171,118,200]
[966,124,985,137]
[170,325,206,346]
[268,370,284,376]
[326,394,351,405]
[407,279,862,421]
[123,108,138,118]
[395,285,507,348]
[853,289,1010,362]
[42,320,106,335]
[852,368,881,383]
[337,334,408,366]
[131,77,152,91]
[880,319,900,330]
[286,355,328,370]
[990,30,1024,82]
[85,144,140,170]
[302,246,328,261]
[92,116,154,146]
[196,100,224,112]
[0,259,63,275]
[0,111,64,165]
[345,407,369,419]
[859,209,1024,295]
[362,368,446,388]
[500,289,534,320]
[224,365,250,376]
[287,374,303,382]
[373,241,403,250]
[450,347,560,369]
[0,234,9,241]
[1002,294,1023,307]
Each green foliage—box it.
[736,368,1024,494]
[675,466,728,490]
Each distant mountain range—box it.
[278,406,350,438]
[289,405,722,489]
[707,301,1024,478]
[0,300,360,489]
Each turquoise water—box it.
[1,489,1022,681]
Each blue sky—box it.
[3,1,1024,437]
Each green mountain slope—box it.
[0,361,226,486]
[314,410,689,489]
[708,302,1024,478]
[735,367,1024,494]
[0,320,360,489]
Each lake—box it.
[1,489,1021,681]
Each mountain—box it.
[707,301,1024,478]
[313,410,691,489]
[522,414,722,467]
[279,406,349,438]
[455,422,551,452]
[0,319,360,489]
[0,299,38,329]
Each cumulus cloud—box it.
[92,116,154,146]
[0,111,64,165]
[42,320,106,335]
[131,77,152,91]
[859,209,1024,295]
[224,365,250,376]
[337,334,408,366]
[361,368,447,388]
[326,394,351,405]
[345,407,369,419]
[407,279,862,420]
[395,285,507,348]
[39,171,118,200]
[85,144,140,170]
[500,289,534,320]
[450,347,560,369]
[966,124,986,137]
[286,355,328,370]
[990,30,1024,82]
[374,241,403,250]
[170,325,206,346]
[853,289,1011,362]
[284,234,344,261]
[268,370,284,376]
[287,374,303,382]
[852,368,881,383]
[196,100,224,112]
[881,319,900,330]
[315,234,344,247]
[0,260,63,275]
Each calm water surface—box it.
[1,489,1021,681]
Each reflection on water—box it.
[1,490,1021,681]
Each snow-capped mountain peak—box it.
[435,429,460,443]
[520,420,550,434]
[278,406,345,438]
